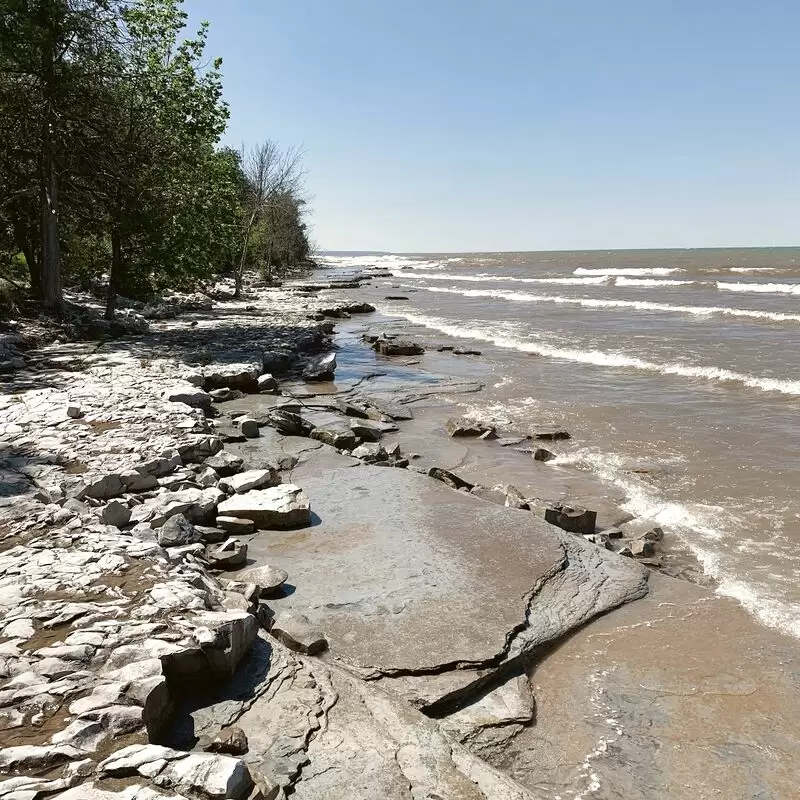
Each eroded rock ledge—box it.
[0,281,663,800]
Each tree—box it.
[236,140,305,296]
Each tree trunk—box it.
[11,216,41,296]
[236,210,258,298]
[39,147,62,311]
[38,0,63,313]
[105,225,122,320]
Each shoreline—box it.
[0,273,798,798]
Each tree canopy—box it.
[0,0,312,317]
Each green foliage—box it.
[0,0,312,314]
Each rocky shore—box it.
[1,272,798,800]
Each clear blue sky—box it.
[185,0,800,252]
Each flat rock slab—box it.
[245,466,648,707]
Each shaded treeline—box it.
[0,0,311,316]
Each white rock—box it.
[217,485,311,529]
[218,468,276,494]
[155,752,253,800]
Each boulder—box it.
[216,516,255,535]
[261,349,295,375]
[631,538,657,558]
[206,726,249,756]
[158,513,202,547]
[239,418,259,438]
[161,383,212,409]
[445,417,495,438]
[156,752,254,800]
[270,610,328,655]
[352,442,388,464]
[100,500,131,528]
[532,447,556,462]
[530,425,571,440]
[266,409,314,437]
[302,352,337,381]
[257,373,278,393]
[349,419,385,442]
[373,339,424,356]
[217,485,311,529]
[239,565,289,595]
[203,364,260,393]
[310,425,357,450]
[428,467,474,492]
[219,468,278,494]
[207,539,248,569]
[544,504,597,535]
[161,610,259,684]
[205,451,244,478]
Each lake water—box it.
[322,247,800,639]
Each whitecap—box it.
[717,281,800,295]
[380,310,800,395]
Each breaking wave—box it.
[573,267,683,276]
[415,285,800,323]
[717,281,800,295]
[381,310,800,396]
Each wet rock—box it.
[239,565,289,595]
[530,425,571,440]
[631,538,657,558]
[219,468,278,494]
[373,339,424,356]
[428,467,474,492]
[303,352,337,382]
[216,516,255,536]
[446,418,495,437]
[100,500,131,528]
[207,539,248,569]
[384,294,409,300]
[544,503,597,535]
[239,418,259,438]
[205,451,243,478]
[453,346,482,356]
[206,725,249,756]
[623,518,665,542]
[217,485,311,529]
[270,610,327,655]
[532,447,556,462]
[343,302,376,314]
[158,513,202,547]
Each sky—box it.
[184,0,800,253]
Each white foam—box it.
[396,271,609,285]
[320,254,444,271]
[555,448,800,639]
[383,310,800,395]
[574,267,683,276]
[717,281,800,295]
[415,285,800,323]
[729,267,786,273]
[615,277,696,287]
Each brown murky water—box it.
[322,248,800,639]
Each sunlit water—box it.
[322,248,800,638]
